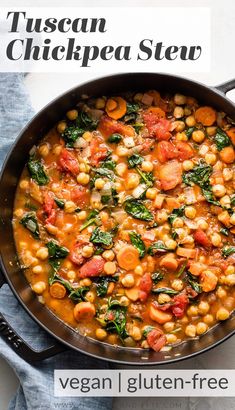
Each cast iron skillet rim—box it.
[1,71,235,365]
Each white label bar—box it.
[54,369,235,397]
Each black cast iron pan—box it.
[1,73,235,365]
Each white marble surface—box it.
[1,0,235,409]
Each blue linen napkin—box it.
[0,73,112,410]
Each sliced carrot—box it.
[147,106,166,119]
[200,270,218,292]
[219,146,235,164]
[226,127,235,145]
[117,245,140,271]
[107,282,115,295]
[188,262,206,276]
[98,116,135,137]
[165,197,180,212]
[74,302,96,321]
[149,305,173,324]
[195,106,216,126]
[176,247,196,259]
[49,282,66,299]
[159,253,178,271]
[125,287,139,301]
[105,97,127,120]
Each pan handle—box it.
[216,79,235,94]
[0,269,66,362]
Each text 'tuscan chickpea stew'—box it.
[13,90,235,352]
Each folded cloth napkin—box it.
[0,73,112,410]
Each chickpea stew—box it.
[13,90,235,352]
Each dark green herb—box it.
[220,227,229,236]
[61,126,84,147]
[142,326,155,338]
[28,159,49,186]
[62,111,98,147]
[100,157,116,171]
[152,287,179,295]
[136,167,154,188]
[79,210,99,232]
[127,154,144,169]
[123,103,140,124]
[126,102,140,115]
[133,123,144,134]
[214,128,231,151]
[54,198,65,209]
[222,246,235,258]
[96,276,119,297]
[104,299,128,341]
[24,202,38,211]
[101,188,118,206]
[230,195,235,207]
[147,241,169,256]
[124,199,153,221]
[50,273,89,302]
[185,127,196,138]
[168,206,185,225]
[176,260,188,278]
[46,241,69,259]
[185,272,202,294]
[90,227,113,247]
[20,212,40,239]
[107,133,122,144]
[151,272,164,284]
[129,231,146,258]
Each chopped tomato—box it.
[138,138,154,154]
[147,328,167,352]
[59,148,79,175]
[69,236,89,265]
[175,141,194,161]
[79,256,105,278]
[156,141,178,163]
[171,293,189,318]
[90,136,109,167]
[158,160,182,191]
[139,273,152,302]
[71,186,90,207]
[194,229,211,247]
[43,192,56,225]
[143,112,172,140]
[98,116,134,138]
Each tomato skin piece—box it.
[59,148,79,175]
[143,112,172,140]
[140,273,152,293]
[156,141,178,163]
[98,116,134,138]
[79,256,105,278]
[171,293,189,318]
[194,229,211,248]
[158,160,182,191]
[43,192,56,225]
[71,186,90,208]
[90,136,109,167]
[175,141,194,161]
[147,328,167,352]
[69,236,89,266]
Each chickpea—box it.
[158,293,171,304]
[77,173,90,185]
[95,98,106,109]
[230,213,235,225]
[77,210,87,221]
[66,109,78,120]
[196,322,208,335]
[185,324,196,338]
[212,184,226,198]
[32,281,46,294]
[64,201,77,213]
[86,291,95,303]
[184,107,191,116]
[165,239,177,250]
[156,209,168,224]
[80,278,92,287]
[96,328,107,340]
[185,115,196,127]
[203,314,214,325]
[38,143,50,158]
[141,340,150,349]
[199,144,209,156]
[130,326,142,341]
[176,131,187,141]
[198,301,210,315]
[182,160,194,171]
[46,224,58,235]
[206,126,217,136]
[163,322,175,332]
[225,265,235,275]
[174,121,185,132]
[141,161,153,172]
[127,173,140,189]
[174,106,184,119]
[122,274,135,288]
[124,138,135,149]
[14,208,24,218]
[19,179,29,190]
[210,233,221,247]
[220,195,231,207]
[104,261,116,275]
[116,163,127,177]
[172,217,184,228]
[220,274,235,286]
[134,92,143,102]
[216,287,227,298]
[174,93,186,105]
[32,265,43,274]
[205,153,217,165]
[223,168,233,181]
[166,334,178,344]
[52,144,62,156]
[82,245,94,258]
[192,130,205,143]
[79,163,90,173]
[145,188,157,200]
[67,270,76,280]
[116,146,129,157]
[57,121,67,134]
[95,178,105,190]
[102,250,115,261]
[185,206,196,219]
[119,296,130,306]
[108,334,118,344]
[82,131,92,142]
[36,247,49,260]
[171,279,184,291]
[216,307,230,321]
[134,265,143,275]
[187,305,199,316]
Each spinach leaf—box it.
[214,128,231,151]
[62,111,98,147]
[90,227,113,247]
[91,167,114,180]
[100,157,116,171]
[151,272,164,284]
[129,231,146,258]
[176,260,188,278]
[152,287,179,295]
[136,167,154,188]
[133,123,144,134]
[20,212,40,239]
[127,154,144,169]
[24,202,38,211]
[147,241,169,256]
[124,199,153,221]
[108,134,122,144]
[96,276,119,297]
[79,210,99,232]
[104,299,128,341]
[126,103,140,115]
[54,198,65,209]
[101,188,118,206]
[185,272,202,294]
[230,194,235,207]
[185,127,196,138]
[62,126,84,147]
[50,273,89,302]
[220,227,229,236]
[168,206,185,225]
[123,103,140,124]
[222,246,235,258]
[28,159,49,185]
[46,241,69,259]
